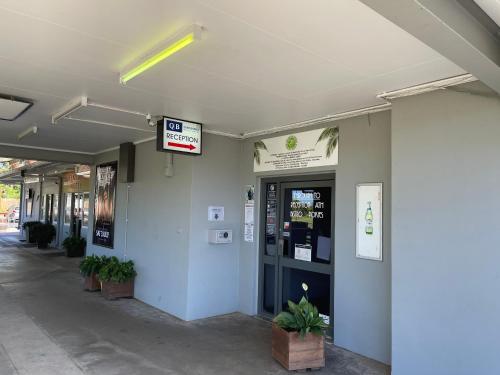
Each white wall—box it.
[21,182,41,223]
[391,82,500,374]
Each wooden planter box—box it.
[100,279,134,300]
[272,324,325,371]
[83,273,101,291]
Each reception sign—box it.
[253,127,338,172]
[356,183,383,261]
[93,161,117,248]
[157,117,202,155]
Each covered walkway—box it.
[0,234,389,375]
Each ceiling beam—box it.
[0,144,94,165]
[359,0,500,94]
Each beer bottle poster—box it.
[93,161,117,248]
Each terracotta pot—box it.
[83,273,101,291]
[271,324,325,371]
[100,279,134,300]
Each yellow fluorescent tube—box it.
[120,26,200,84]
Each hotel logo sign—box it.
[253,127,339,172]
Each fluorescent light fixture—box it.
[0,94,33,121]
[377,74,476,100]
[17,125,38,141]
[52,96,88,124]
[120,24,202,84]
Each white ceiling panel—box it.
[0,0,465,154]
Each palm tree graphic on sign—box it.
[254,140,267,165]
[316,127,339,158]
[253,127,338,165]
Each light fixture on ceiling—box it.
[51,96,88,124]
[376,74,476,100]
[0,94,33,121]
[119,24,203,85]
[17,125,38,141]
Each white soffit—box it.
[0,95,33,121]
[474,0,500,26]
[0,0,466,153]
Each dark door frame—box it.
[257,173,335,336]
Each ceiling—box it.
[0,0,465,154]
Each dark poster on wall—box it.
[93,161,117,248]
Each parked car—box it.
[8,206,19,223]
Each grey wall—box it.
[239,111,392,364]
[87,134,242,321]
[391,83,500,374]
[186,135,241,320]
[85,114,391,364]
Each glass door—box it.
[259,176,335,331]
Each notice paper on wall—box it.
[208,206,224,221]
[244,203,254,242]
[295,244,312,262]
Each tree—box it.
[0,184,20,199]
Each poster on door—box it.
[253,127,338,172]
[93,161,117,248]
[356,183,382,261]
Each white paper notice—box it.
[244,204,254,242]
[294,244,312,262]
[208,206,224,221]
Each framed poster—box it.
[356,183,383,261]
[93,161,117,248]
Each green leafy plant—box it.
[32,223,56,249]
[273,283,329,338]
[63,236,87,257]
[79,255,109,277]
[98,256,137,283]
[316,127,339,158]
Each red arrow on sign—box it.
[168,142,196,151]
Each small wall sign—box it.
[208,206,224,221]
[356,183,383,261]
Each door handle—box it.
[278,238,284,256]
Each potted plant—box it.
[32,223,56,249]
[22,221,41,243]
[80,255,109,291]
[272,283,329,371]
[98,256,137,300]
[63,236,87,257]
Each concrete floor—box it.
[0,234,390,375]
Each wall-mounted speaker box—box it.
[119,142,135,183]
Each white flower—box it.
[302,283,308,292]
